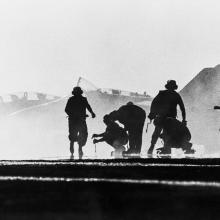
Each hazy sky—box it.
[0,0,220,96]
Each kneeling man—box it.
[92,115,128,153]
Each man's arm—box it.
[93,137,105,144]
[85,99,96,118]
[65,99,71,116]
[92,132,105,138]
[178,95,186,121]
[148,93,161,120]
[92,132,106,144]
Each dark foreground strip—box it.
[2,157,220,165]
[0,176,219,219]
[1,176,220,188]
[1,161,220,167]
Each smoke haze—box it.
[0,65,219,159]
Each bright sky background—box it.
[0,0,220,96]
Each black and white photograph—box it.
[0,0,220,219]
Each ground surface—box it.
[0,158,220,219]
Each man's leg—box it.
[70,141,74,155]
[78,120,88,154]
[161,137,172,154]
[68,119,78,155]
[126,128,136,153]
[148,125,163,154]
[134,122,145,154]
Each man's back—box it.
[117,104,146,126]
[150,90,184,118]
[65,96,88,119]
[106,122,127,139]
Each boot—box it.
[160,147,171,154]
[123,148,136,155]
[184,149,195,154]
[78,145,83,157]
[183,142,195,154]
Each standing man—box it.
[147,80,186,154]
[108,102,146,154]
[65,86,96,156]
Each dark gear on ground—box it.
[65,86,96,155]
[147,80,186,154]
[108,102,146,154]
[154,116,194,154]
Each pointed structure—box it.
[180,65,220,153]
[180,65,220,108]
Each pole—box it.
[146,121,152,133]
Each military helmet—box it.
[103,114,112,124]
[165,80,178,90]
[126,101,134,105]
[72,86,83,95]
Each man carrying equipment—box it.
[148,80,186,154]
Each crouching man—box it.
[154,116,195,155]
[108,102,146,154]
[92,115,128,155]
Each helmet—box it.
[72,86,83,95]
[165,80,178,90]
[103,114,112,124]
[126,101,134,105]
[103,114,111,121]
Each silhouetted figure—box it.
[92,115,128,154]
[108,102,146,154]
[154,116,194,154]
[148,80,186,154]
[65,86,96,156]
